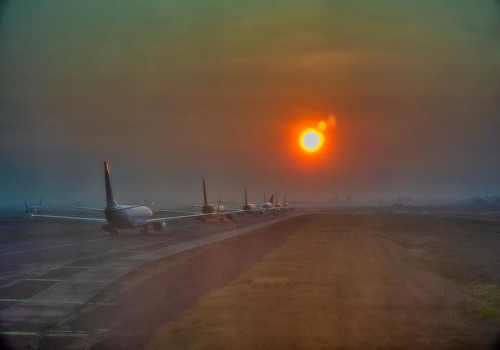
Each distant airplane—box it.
[144,200,158,214]
[258,193,287,213]
[237,187,260,215]
[25,197,43,214]
[283,195,291,211]
[29,162,213,235]
[274,193,283,211]
[153,178,237,221]
[200,178,226,215]
[260,193,275,211]
[242,187,256,211]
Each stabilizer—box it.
[104,161,118,207]
[203,179,208,207]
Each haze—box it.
[1,0,499,206]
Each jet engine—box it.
[153,221,167,232]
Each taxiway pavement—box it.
[0,211,300,348]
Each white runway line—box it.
[0,237,112,256]
[0,330,89,337]
[0,299,116,306]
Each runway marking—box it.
[58,266,130,270]
[56,266,89,269]
[0,330,89,337]
[0,237,112,256]
[0,213,304,344]
[25,278,64,282]
[0,298,116,306]
[24,278,128,284]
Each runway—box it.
[2,207,498,349]
[0,210,300,349]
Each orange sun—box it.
[300,128,324,153]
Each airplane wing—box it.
[268,207,285,211]
[30,213,107,223]
[66,205,145,212]
[257,206,282,212]
[154,209,201,215]
[144,212,223,224]
[224,208,256,214]
[65,205,105,212]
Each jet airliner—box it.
[200,178,226,216]
[274,193,283,211]
[261,193,275,210]
[155,178,237,220]
[30,162,213,235]
[235,187,260,215]
[25,197,43,214]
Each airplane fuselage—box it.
[243,203,256,211]
[201,204,225,216]
[262,202,273,209]
[26,207,42,214]
[104,205,153,228]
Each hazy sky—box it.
[1,0,499,206]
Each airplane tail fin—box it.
[269,194,274,204]
[104,161,117,207]
[203,179,208,207]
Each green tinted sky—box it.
[1,0,499,204]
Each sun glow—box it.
[300,128,324,153]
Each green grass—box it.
[401,241,500,322]
[459,284,500,321]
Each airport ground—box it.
[0,208,499,349]
[0,209,298,349]
[149,210,500,350]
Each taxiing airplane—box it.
[143,178,237,221]
[25,197,43,214]
[274,193,283,211]
[200,178,226,215]
[283,195,291,211]
[242,187,256,211]
[261,193,275,210]
[29,162,213,235]
[258,193,288,213]
[236,187,261,215]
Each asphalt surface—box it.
[0,210,300,349]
